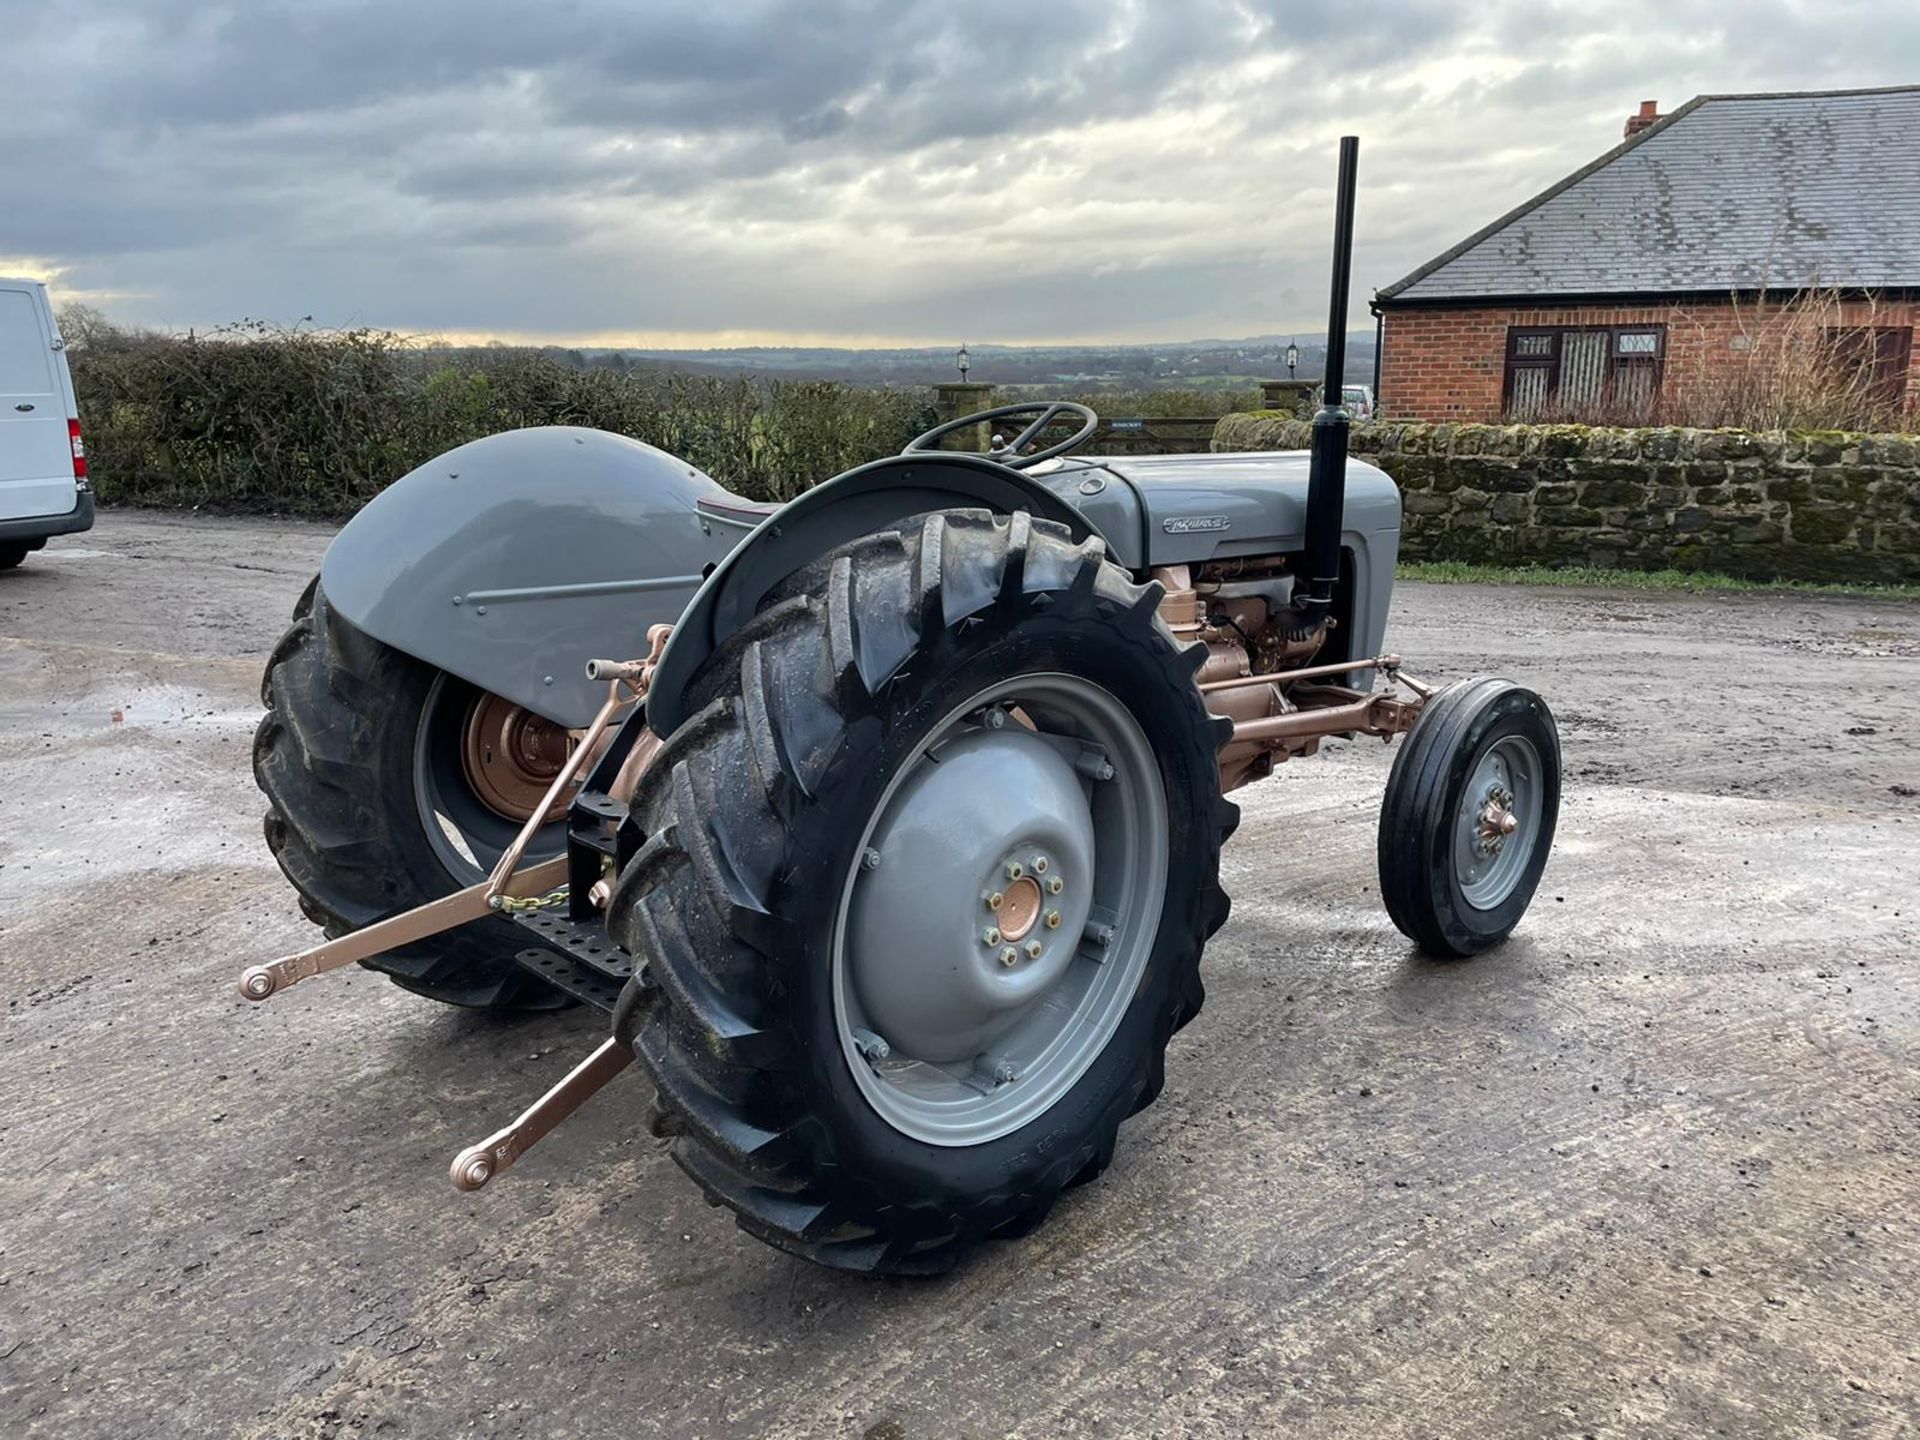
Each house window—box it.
[1503,325,1665,418]
[1825,326,1913,412]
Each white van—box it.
[0,278,92,569]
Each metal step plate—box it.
[507,909,637,1013]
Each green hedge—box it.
[71,326,937,515]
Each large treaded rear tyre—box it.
[253,581,571,1011]
[608,511,1237,1274]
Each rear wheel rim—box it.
[461,690,571,825]
[1453,733,1542,910]
[413,673,566,884]
[832,674,1168,1147]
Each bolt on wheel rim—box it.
[1454,734,1543,910]
[832,675,1168,1147]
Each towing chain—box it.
[494,887,569,915]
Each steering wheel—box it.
[903,401,1099,470]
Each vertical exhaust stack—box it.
[1295,135,1360,632]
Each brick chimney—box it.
[1623,99,1661,139]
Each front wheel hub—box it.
[845,728,1095,1064]
[1455,740,1543,909]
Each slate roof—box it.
[1376,85,1920,304]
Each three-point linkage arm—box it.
[236,632,670,1004]
[235,629,674,1194]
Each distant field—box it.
[596,335,1375,390]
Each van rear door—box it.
[0,282,76,522]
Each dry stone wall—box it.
[1212,413,1920,582]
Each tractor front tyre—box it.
[253,580,574,1011]
[609,510,1237,1274]
[1377,677,1560,957]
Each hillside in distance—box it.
[557,333,1379,389]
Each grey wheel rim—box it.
[413,673,565,884]
[832,674,1168,1147]
[1453,734,1543,910]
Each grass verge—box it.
[1398,560,1920,601]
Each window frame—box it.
[1825,325,1914,411]
[1502,323,1666,418]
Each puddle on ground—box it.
[105,683,258,732]
[0,682,262,738]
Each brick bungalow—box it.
[1371,86,1920,424]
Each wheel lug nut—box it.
[1032,856,1048,874]
[1000,947,1019,967]
[987,891,1004,911]
[1044,910,1061,929]
[1006,862,1024,880]
[1025,940,1043,959]
[1075,752,1115,782]
[982,927,1001,946]
[1046,876,1063,895]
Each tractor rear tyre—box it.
[253,580,573,1011]
[1377,677,1560,957]
[609,511,1237,1274]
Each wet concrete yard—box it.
[2,511,1916,1437]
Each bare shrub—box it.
[1663,289,1906,432]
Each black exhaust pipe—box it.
[1295,135,1360,628]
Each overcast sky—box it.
[5,0,1918,347]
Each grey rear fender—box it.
[320,427,740,727]
[644,453,1105,736]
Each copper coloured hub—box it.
[462,692,572,824]
[997,875,1045,941]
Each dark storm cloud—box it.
[534,0,1270,151]
[4,0,1918,340]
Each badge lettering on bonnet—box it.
[1161,515,1231,534]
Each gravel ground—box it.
[1,510,1916,1439]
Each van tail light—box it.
[69,418,87,480]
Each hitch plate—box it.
[508,943,628,1011]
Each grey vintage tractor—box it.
[238,140,1560,1274]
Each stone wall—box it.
[1212,413,1920,583]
